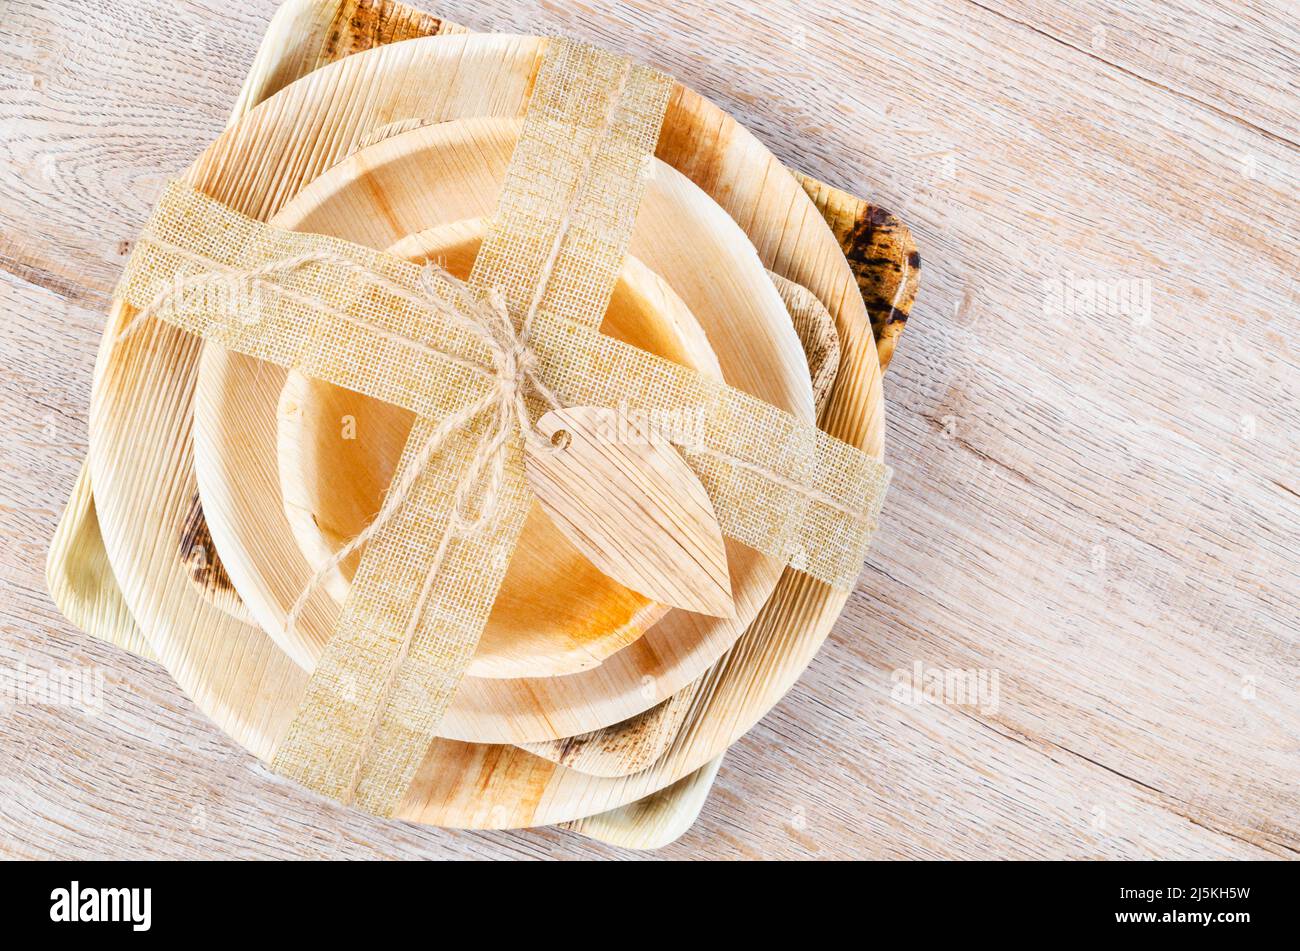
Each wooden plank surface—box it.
[1,0,1296,858]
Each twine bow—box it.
[284,268,567,639]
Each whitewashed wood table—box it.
[0,0,1295,859]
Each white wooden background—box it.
[0,0,1296,859]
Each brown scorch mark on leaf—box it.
[322,0,447,61]
[178,492,239,601]
[794,172,920,372]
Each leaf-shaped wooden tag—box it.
[524,406,734,618]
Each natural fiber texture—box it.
[111,41,889,815]
[470,40,672,329]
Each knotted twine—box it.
[112,39,891,815]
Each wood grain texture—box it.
[230,0,466,120]
[2,0,1297,858]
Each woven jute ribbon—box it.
[113,39,891,815]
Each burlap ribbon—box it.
[113,38,891,815]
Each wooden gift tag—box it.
[524,407,735,618]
